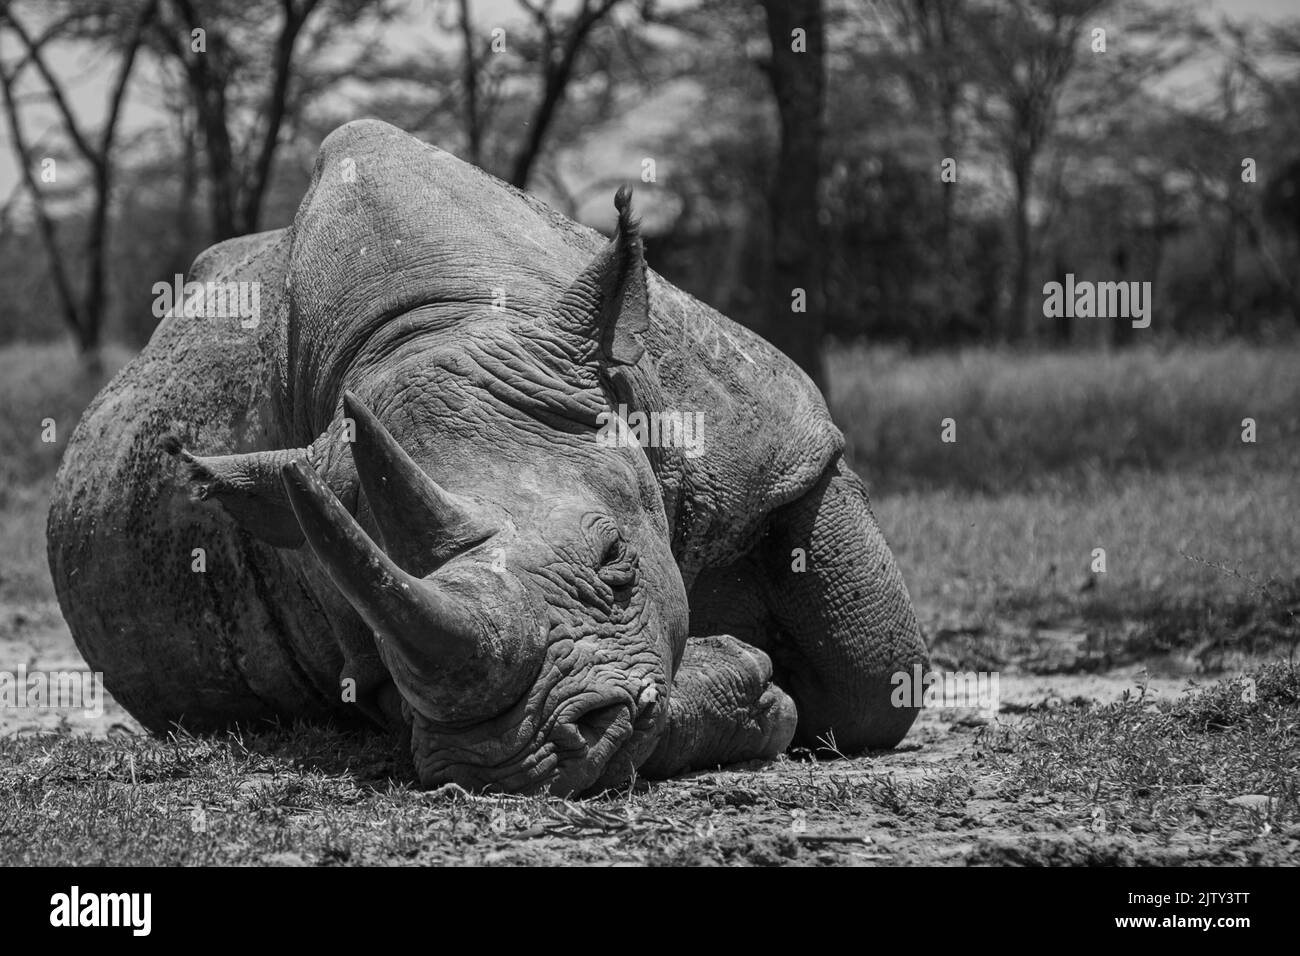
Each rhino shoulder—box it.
[643,276,843,572]
[189,228,287,283]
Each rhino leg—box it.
[162,415,358,547]
[639,634,797,779]
[758,454,928,752]
[689,454,927,754]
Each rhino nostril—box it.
[575,702,626,749]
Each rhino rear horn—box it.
[342,391,499,575]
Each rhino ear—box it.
[554,185,649,366]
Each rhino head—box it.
[272,171,688,795]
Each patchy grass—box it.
[1,666,1294,865]
[828,341,1300,654]
[0,722,948,866]
[977,662,1300,845]
[0,484,61,605]
[0,717,983,866]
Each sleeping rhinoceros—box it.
[47,119,927,794]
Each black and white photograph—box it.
[0,0,1296,896]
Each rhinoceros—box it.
[47,119,927,794]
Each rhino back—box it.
[285,120,601,433]
[46,229,348,730]
[293,120,841,575]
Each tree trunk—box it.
[1008,165,1032,345]
[758,0,827,393]
[1224,202,1240,335]
[458,0,483,166]
[508,0,618,190]
[1051,250,1071,345]
[1110,245,1133,348]
[1243,213,1300,328]
[240,0,314,234]
[75,320,104,376]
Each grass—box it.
[875,459,1300,634]
[825,342,1300,651]
[0,341,130,492]
[0,342,129,605]
[1,664,1292,865]
[830,341,1300,495]
[979,661,1300,839]
[1,338,1298,864]
[0,718,977,865]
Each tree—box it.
[965,0,1109,343]
[1033,3,1205,345]
[508,0,625,189]
[454,0,484,166]
[756,0,826,391]
[0,0,157,368]
[878,0,964,288]
[338,0,636,192]
[1226,17,1300,326]
[148,0,393,240]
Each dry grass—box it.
[0,342,129,604]
[0,341,130,491]
[979,661,1300,835]
[0,723,908,865]
[875,459,1300,630]
[826,343,1300,648]
[831,342,1300,494]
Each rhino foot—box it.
[638,634,797,779]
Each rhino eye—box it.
[598,540,635,592]
[599,536,623,567]
[582,514,628,572]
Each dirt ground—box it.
[0,602,1201,740]
[5,598,1292,867]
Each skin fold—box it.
[47,120,928,795]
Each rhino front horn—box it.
[343,390,499,575]
[280,458,483,679]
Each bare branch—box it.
[0,57,82,337]
[1,8,98,164]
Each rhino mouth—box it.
[407,672,665,795]
[565,700,635,756]
[551,683,661,793]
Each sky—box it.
[1,0,1297,216]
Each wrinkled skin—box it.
[47,120,928,795]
